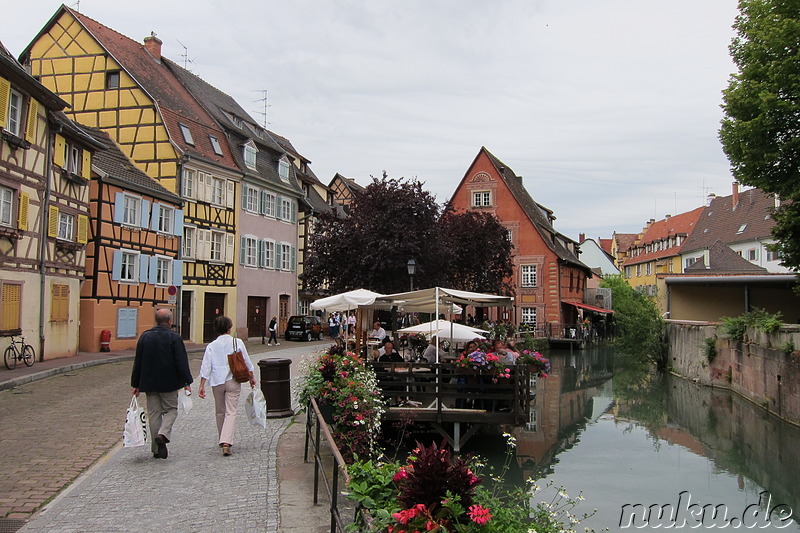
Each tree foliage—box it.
[719,0,800,271]
[302,175,514,296]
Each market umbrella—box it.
[398,320,489,343]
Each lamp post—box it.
[407,258,417,291]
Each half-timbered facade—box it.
[80,126,182,352]
[328,173,364,214]
[449,147,594,336]
[22,6,241,342]
[1,42,96,359]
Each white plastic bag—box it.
[245,387,267,429]
[178,390,193,414]
[123,396,149,447]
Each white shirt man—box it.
[369,321,386,341]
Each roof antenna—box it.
[176,39,196,71]
[253,89,270,129]
[71,1,80,12]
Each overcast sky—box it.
[4,1,742,241]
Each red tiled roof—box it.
[623,207,704,266]
[598,238,613,254]
[65,7,239,172]
[613,233,637,253]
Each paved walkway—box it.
[0,339,335,532]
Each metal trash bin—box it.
[258,358,294,418]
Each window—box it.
[624,266,632,278]
[646,262,652,276]
[521,307,537,326]
[179,123,194,145]
[280,243,293,270]
[0,186,13,227]
[50,283,69,322]
[183,226,195,259]
[635,264,642,277]
[472,191,491,207]
[245,185,259,213]
[117,308,138,338]
[280,198,293,221]
[244,144,257,169]
[685,257,698,269]
[119,251,139,282]
[156,257,171,285]
[209,135,223,156]
[0,282,22,331]
[157,205,173,234]
[737,224,747,234]
[182,168,195,199]
[210,231,224,262]
[262,192,276,217]
[241,236,258,267]
[767,249,782,262]
[264,240,275,268]
[58,212,74,241]
[521,265,537,287]
[279,159,290,181]
[106,71,120,90]
[211,177,224,205]
[7,88,22,136]
[747,248,759,261]
[66,144,81,174]
[122,194,139,226]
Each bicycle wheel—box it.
[4,345,17,370]
[22,344,36,367]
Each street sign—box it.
[168,285,177,296]
[168,294,176,304]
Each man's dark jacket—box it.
[131,326,193,392]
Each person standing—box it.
[198,316,256,456]
[267,316,279,346]
[131,308,193,459]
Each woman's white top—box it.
[199,334,254,387]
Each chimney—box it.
[732,182,739,209]
[579,233,585,243]
[144,32,162,62]
[707,193,716,206]
[775,193,781,209]
[664,214,671,220]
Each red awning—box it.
[564,301,614,314]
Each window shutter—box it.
[204,175,212,204]
[276,195,283,219]
[226,181,235,209]
[197,230,209,260]
[54,135,66,168]
[0,77,9,126]
[113,192,124,224]
[81,149,91,180]
[148,256,158,284]
[242,184,248,208]
[260,190,267,215]
[196,172,206,202]
[290,245,296,272]
[258,239,266,268]
[173,209,183,237]
[239,235,246,265]
[139,254,150,283]
[25,99,38,143]
[291,200,296,222]
[76,214,88,244]
[17,192,29,231]
[150,203,160,231]
[225,233,235,264]
[275,244,282,270]
[173,259,183,286]
[140,199,150,228]
[47,205,59,238]
[111,250,122,281]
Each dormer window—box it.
[179,123,194,145]
[6,88,23,136]
[736,224,747,234]
[244,142,257,169]
[278,158,290,181]
[209,135,223,156]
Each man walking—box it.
[131,309,193,459]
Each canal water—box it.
[469,346,800,531]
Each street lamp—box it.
[407,258,417,291]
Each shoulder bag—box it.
[227,334,250,383]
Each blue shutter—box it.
[149,256,158,284]
[290,245,296,272]
[239,236,246,265]
[113,193,124,224]
[260,190,267,215]
[172,260,183,286]
[291,200,296,222]
[257,240,265,268]
[139,254,150,283]
[173,209,183,237]
[140,199,150,228]
[117,308,138,338]
[276,195,283,220]
[150,203,160,231]
[111,249,122,281]
[275,244,282,270]
[242,184,248,208]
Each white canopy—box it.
[309,288,384,312]
[398,320,489,343]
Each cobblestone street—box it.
[0,341,333,532]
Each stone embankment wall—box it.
[666,321,800,426]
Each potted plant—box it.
[516,349,551,377]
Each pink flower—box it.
[393,468,409,483]
[468,504,492,525]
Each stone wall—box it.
[666,321,800,426]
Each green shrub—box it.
[720,308,784,342]
[702,337,717,363]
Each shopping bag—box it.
[178,390,193,414]
[123,396,149,447]
[245,387,267,429]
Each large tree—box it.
[719,0,800,271]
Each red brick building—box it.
[449,147,594,336]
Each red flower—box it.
[467,504,492,525]
[393,467,409,483]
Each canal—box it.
[468,346,800,531]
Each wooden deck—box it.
[368,361,534,450]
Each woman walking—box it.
[198,316,256,456]
[267,316,279,346]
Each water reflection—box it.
[485,346,800,531]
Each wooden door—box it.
[203,293,225,342]
[247,296,268,337]
[279,295,289,336]
[181,291,192,340]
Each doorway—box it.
[181,291,192,340]
[247,296,268,338]
[203,293,225,342]
[279,295,289,337]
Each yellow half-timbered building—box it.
[22,6,241,342]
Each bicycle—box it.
[4,335,36,370]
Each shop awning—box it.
[564,301,614,314]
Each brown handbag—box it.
[227,334,250,383]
